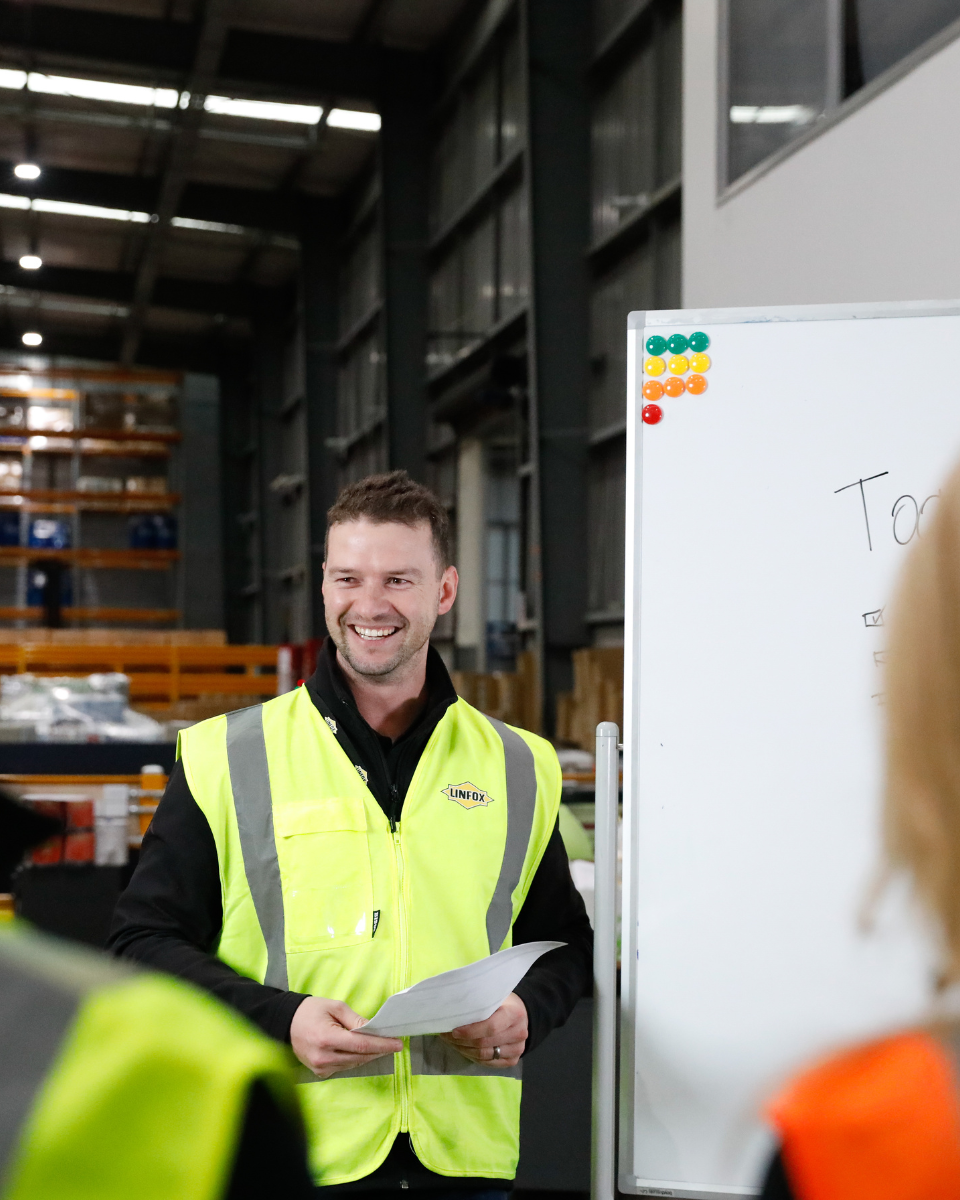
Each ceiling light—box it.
[170,216,246,235]
[31,197,150,223]
[729,105,817,125]
[18,255,41,270]
[25,72,179,109]
[14,163,41,180]
[203,94,322,124]
[21,332,42,347]
[0,65,378,132]
[0,193,152,221]
[328,108,381,132]
[0,192,295,245]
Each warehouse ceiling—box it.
[0,0,473,367]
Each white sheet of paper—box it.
[356,941,565,1038]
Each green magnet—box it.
[688,331,710,352]
[645,335,667,356]
[666,333,689,354]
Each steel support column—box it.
[378,58,434,481]
[218,342,258,643]
[523,0,592,734]
[300,195,343,635]
[251,290,287,644]
[180,372,224,629]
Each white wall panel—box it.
[684,3,960,307]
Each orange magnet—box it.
[690,352,711,372]
[668,355,689,375]
[686,374,708,395]
[642,379,664,401]
[663,376,685,397]
[644,356,666,376]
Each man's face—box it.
[322,519,458,679]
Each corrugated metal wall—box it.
[426,12,529,673]
[236,0,684,679]
[336,215,387,488]
[428,25,526,370]
[587,0,682,635]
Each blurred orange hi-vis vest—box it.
[766,1030,960,1200]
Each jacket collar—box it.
[307,635,457,750]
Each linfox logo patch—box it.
[442,781,494,810]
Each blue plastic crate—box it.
[28,518,71,549]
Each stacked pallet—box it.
[0,629,224,645]
[555,646,624,751]
[452,650,540,732]
[0,632,277,723]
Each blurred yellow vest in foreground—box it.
[0,922,300,1200]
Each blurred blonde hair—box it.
[885,460,960,986]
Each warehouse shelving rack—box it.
[0,364,183,627]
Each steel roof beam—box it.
[0,0,414,100]
[0,98,333,152]
[0,322,251,371]
[0,161,303,234]
[119,0,231,365]
[0,1,195,74]
[0,261,257,317]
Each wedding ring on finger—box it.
[492,1046,501,1061]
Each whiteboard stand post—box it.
[592,721,620,1200]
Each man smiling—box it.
[109,471,592,1197]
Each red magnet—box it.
[686,374,708,395]
[642,403,663,425]
[642,379,664,401]
[663,376,685,397]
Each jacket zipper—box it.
[394,822,410,1132]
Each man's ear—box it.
[438,565,458,615]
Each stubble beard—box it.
[330,616,430,679]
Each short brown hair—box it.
[325,470,451,569]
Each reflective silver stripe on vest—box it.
[0,953,79,1185]
[226,705,288,990]
[483,716,538,954]
[297,1055,396,1084]
[335,1054,396,1078]
[409,1035,522,1080]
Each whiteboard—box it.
[620,300,960,1199]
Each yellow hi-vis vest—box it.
[178,685,562,1187]
[0,922,300,1200]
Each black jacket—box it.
[109,638,593,1192]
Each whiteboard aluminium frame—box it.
[615,298,960,1199]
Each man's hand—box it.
[438,992,528,1067]
[290,997,403,1080]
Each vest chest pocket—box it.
[274,795,374,953]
